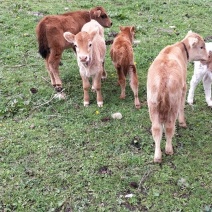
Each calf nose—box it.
[79,55,88,62]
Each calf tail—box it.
[36,21,50,59]
[158,91,170,123]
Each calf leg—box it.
[101,61,107,80]
[164,118,176,156]
[203,74,212,107]
[187,73,203,105]
[129,65,141,109]
[93,72,103,107]
[178,85,187,127]
[45,57,56,86]
[81,76,90,107]
[48,50,63,92]
[116,66,126,99]
[149,107,163,163]
[152,121,163,163]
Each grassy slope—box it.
[0,0,212,211]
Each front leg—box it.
[81,76,90,107]
[187,74,203,105]
[203,73,212,107]
[101,61,107,80]
[93,72,103,107]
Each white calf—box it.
[63,20,106,107]
[187,42,212,107]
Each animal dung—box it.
[111,112,122,119]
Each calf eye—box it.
[89,43,92,47]
[101,14,107,19]
[200,46,204,49]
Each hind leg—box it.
[149,106,163,163]
[116,66,126,99]
[152,120,163,163]
[47,49,63,92]
[45,57,56,86]
[178,85,187,127]
[129,65,141,109]
[164,117,176,156]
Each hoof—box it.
[207,101,212,107]
[179,122,187,128]
[165,150,174,155]
[119,95,126,99]
[84,101,89,107]
[97,101,103,107]
[135,102,141,109]
[154,158,162,163]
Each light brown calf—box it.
[110,26,141,109]
[147,31,208,163]
[63,20,106,107]
[36,6,112,98]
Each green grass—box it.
[0,0,212,211]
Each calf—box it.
[110,26,141,109]
[36,6,112,98]
[187,42,212,107]
[147,31,208,163]
[63,20,106,107]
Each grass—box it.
[0,0,212,211]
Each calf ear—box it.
[94,10,101,17]
[188,37,198,48]
[63,32,75,43]
[89,28,98,40]
[130,26,135,33]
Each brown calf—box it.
[63,20,106,107]
[110,26,141,109]
[147,31,208,163]
[36,6,112,98]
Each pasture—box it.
[0,0,211,211]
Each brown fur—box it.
[36,6,112,96]
[110,26,141,108]
[147,31,208,163]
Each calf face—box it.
[186,31,208,61]
[201,51,212,71]
[64,30,97,65]
[90,6,112,28]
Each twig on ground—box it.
[41,76,51,85]
[138,167,156,190]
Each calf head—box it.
[120,26,135,43]
[184,31,208,61]
[201,50,212,71]
[90,6,112,28]
[63,30,97,65]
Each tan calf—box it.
[110,26,141,109]
[63,20,106,107]
[147,31,208,163]
[36,6,112,98]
